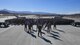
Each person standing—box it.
[24,19,28,32]
[53,22,56,29]
[37,19,43,37]
[37,24,43,37]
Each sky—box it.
[0,0,80,14]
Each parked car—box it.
[0,22,9,28]
[53,17,74,25]
[72,22,80,27]
[5,17,26,25]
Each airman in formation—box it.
[24,18,56,37]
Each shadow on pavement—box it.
[49,36,62,41]
[30,33,36,38]
[0,26,9,28]
[50,33,60,37]
[51,31,60,34]
[33,29,37,32]
[56,29,65,33]
[49,33,62,41]
[40,36,52,44]
[24,29,36,38]
[43,29,50,33]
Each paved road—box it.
[0,16,80,45]
[0,25,80,45]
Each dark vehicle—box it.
[72,22,80,27]
[53,17,74,25]
[54,19,74,25]
[0,22,9,28]
[5,17,26,25]
[5,16,74,26]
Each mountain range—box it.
[0,9,80,16]
[0,9,56,15]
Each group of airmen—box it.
[24,18,56,37]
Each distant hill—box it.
[0,9,32,14]
[0,9,10,14]
[0,9,60,15]
[0,9,51,15]
[0,9,80,16]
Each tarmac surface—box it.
[0,16,80,45]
